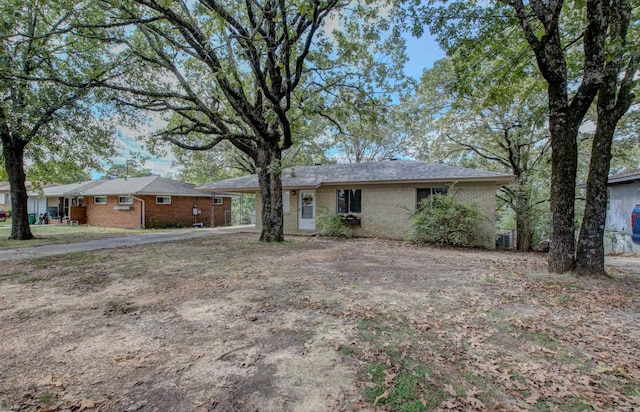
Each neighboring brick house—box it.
[197,160,514,249]
[41,176,233,229]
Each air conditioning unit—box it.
[496,233,513,249]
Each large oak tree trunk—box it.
[256,142,284,242]
[547,93,579,273]
[513,178,533,252]
[575,53,638,274]
[504,0,607,273]
[2,137,33,240]
[515,208,532,252]
[575,118,614,275]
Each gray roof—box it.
[607,168,640,185]
[81,176,206,196]
[196,160,514,192]
[42,180,105,197]
[41,176,219,197]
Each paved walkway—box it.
[0,225,255,263]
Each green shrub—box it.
[406,194,485,247]
[316,214,353,238]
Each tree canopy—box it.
[92,0,354,241]
[0,0,122,239]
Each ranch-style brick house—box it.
[39,176,232,229]
[197,160,514,248]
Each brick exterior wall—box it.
[256,182,499,249]
[86,196,141,228]
[316,185,417,240]
[449,184,497,248]
[85,195,231,229]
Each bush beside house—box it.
[406,194,487,247]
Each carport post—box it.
[211,191,216,228]
[133,196,145,228]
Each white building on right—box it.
[605,168,640,254]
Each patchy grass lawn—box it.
[0,224,172,249]
[0,233,639,411]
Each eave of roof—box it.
[607,169,640,185]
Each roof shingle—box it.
[196,160,514,192]
[39,176,211,197]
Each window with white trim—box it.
[156,196,171,204]
[214,198,223,205]
[94,196,107,205]
[118,196,134,205]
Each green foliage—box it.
[102,163,152,180]
[316,3,413,164]
[1,0,123,239]
[231,194,255,226]
[173,141,248,184]
[408,54,551,249]
[354,313,447,411]
[316,214,353,238]
[0,0,121,174]
[406,194,485,247]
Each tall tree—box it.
[575,1,639,274]
[412,58,551,251]
[410,0,639,273]
[325,91,414,163]
[170,109,333,184]
[318,6,412,163]
[0,0,119,239]
[97,0,351,242]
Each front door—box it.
[298,190,315,230]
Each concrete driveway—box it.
[0,225,254,263]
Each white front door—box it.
[298,190,315,230]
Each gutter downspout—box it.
[133,196,145,228]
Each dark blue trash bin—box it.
[632,205,640,245]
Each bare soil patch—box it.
[1,234,639,411]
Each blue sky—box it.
[403,32,446,79]
[96,32,445,178]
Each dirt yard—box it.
[1,233,639,411]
